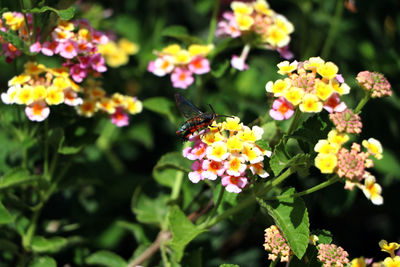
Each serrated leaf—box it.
[0,168,37,190]
[0,201,13,224]
[255,139,271,151]
[31,236,67,253]
[161,25,202,44]
[269,139,290,176]
[30,256,57,267]
[27,6,75,20]
[153,151,191,188]
[259,188,310,259]
[143,97,176,123]
[85,250,127,267]
[168,206,207,262]
[132,194,169,225]
[313,229,332,244]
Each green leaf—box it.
[211,60,230,78]
[219,264,240,267]
[31,236,67,253]
[161,25,202,44]
[143,97,176,123]
[58,144,83,155]
[85,250,127,267]
[313,229,332,244]
[168,206,207,261]
[0,201,13,224]
[269,139,290,176]
[132,194,169,225]
[30,256,57,267]
[0,30,31,54]
[374,149,400,179]
[114,15,140,41]
[0,167,37,190]
[153,152,191,188]
[259,188,310,259]
[182,247,202,267]
[116,221,150,244]
[27,6,75,20]
[255,139,271,151]
[213,184,238,214]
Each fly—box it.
[175,93,229,140]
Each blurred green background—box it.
[0,0,399,266]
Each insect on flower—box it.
[175,93,230,140]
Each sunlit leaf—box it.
[85,250,127,267]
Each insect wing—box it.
[175,93,203,119]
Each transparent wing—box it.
[175,93,203,118]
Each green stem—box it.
[268,259,278,267]
[22,204,42,250]
[354,92,371,114]
[160,242,171,267]
[43,120,49,179]
[203,185,225,224]
[207,0,220,44]
[321,0,344,58]
[264,175,340,200]
[287,108,301,136]
[18,0,32,44]
[171,171,184,201]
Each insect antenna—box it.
[208,104,233,118]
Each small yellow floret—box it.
[299,94,322,112]
[327,130,349,146]
[314,140,340,154]
[173,50,191,65]
[32,85,47,100]
[317,61,338,80]
[235,14,254,31]
[231,1,253,15]
[226,135,244,152]
[315,153,337,173]
[223,116,242,132]
[277,61,297,75]
[362,138,383,159]
[162,44,181,55]
[118,38,139,55]
[188,44,213,57]
[46,86,64,105]
[15,85,34,105]
[304,57,324,71]
[315,81,334,101]
[266,25,290,47]
[284,87,304,106]
[126,97,143,114]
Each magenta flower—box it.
[170,67,194,89]
[90,53,107,73]
[111,107,129,127]
[41,41,59,56]
[150,56,174,77]
[216,12,241,38]
[323,93,347,113]
[57,41,78,59]
[188,56,210,75]
[269,97,294,120]
[277,46,294,60]
[29,41,42,53]
[70,64,88,83]
[183,140,207,160]
[202,160,226,181]
[188,160,206,183]
[221,175,248,193]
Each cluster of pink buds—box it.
[30,19,109,83]
[216,0,294,70]
[148,43,213,89]
[182,117,271,193]
[356,71,392,98]
[263,225,292,262]
[317,243,349,267]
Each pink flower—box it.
[92,30,109,44]
[25,101,50,122]
[78,55,91,69]
[230,54,248,71]
[90,53,107,72]
[277,46,294,60]
[76,40,93,53]
[188,56,210,75]
[111,107,129,127]
[64,89,83,106]
[221,175,248,193]
[329,109,362,134]
[188,160,206,183]
[216,12,241,38]
[323,93,347,113]
[150,56,174,77]
[202,160,226,180]
[57,41,78,59]
[356,71,392,98]
[70,64,87,83]
[41,41,59,56]
[183,140,207,160]
[269,97,294,120]
[171,67,194,89]
[29,41,42,53]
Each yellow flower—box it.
[52,77,70,90]
[231,1,253,15]
[331,80,350,95]
[161,44,181,55]
[235,14,254,31]
[3,12,24,31]
[173,50,191,65]
[315,80,334,101]
[304,57,324,71]
[32,85,47,101]
[380,240,400,258]
[88,88,106,100]
[314,153,337,173]
[327,130,349,146]
[238,126,263,142]
[266,25,290,47]
[362,138,383,159]
[206,141,229,162]
[46,86,64,105]
[223,116,242,132]
[317,61,338,80]
[202,130,224,145]
[383,256,400,267]
[265,79,290,97]
[125,97,143,115]
[284,87,304,106]
[111,93,127,107]
[362,175,383,205]
[58,20,75,31]
[275,15,294,34]
[253,0,272,15]
[350,257,366,267]
[299,93,322,112]
[15,85,34,105]
[188,44,213,57]
[277,61,298,75]
[226,135,244,152]
[98,41,118,55]
[8,74,31,87]
[118,38,139,55]
[97,97,116,114]
[105,51,129,68]
[77,99,98,117]
[314,140,340,154]
[24,62,46,75]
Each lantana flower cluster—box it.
[30,18,109,83]
[350,240,400,267]
[317,243,350,267]
[266,57,350,120]
[356,71,392,98]
[263,225,292,262]
[1,62,142,126]
[314,129,384,205]
[1,62,83,122]
[148,43,213,89]
[182,117,271,193]
[98,38,139,68]
[0,12,33,62]
[216,0,294,70]
[77,79,143,127]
